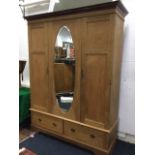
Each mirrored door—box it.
[48,19,81,120]
[54,26,76,112]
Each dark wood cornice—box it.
[24,0,128,21]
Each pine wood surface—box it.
[27,1,127,155]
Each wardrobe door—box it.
[29,22,49,111]
[48,18,81,121]
[81,15,112,128]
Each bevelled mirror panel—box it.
[54,26,75,112]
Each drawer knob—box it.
[90,134,95,139]
[38,118,42,122]
[52,123,57,127]
[70,128,76,133]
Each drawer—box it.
[64,121,105,148]
[31,112,63,134]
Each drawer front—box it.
[64,121,105,148]
[32,112,63,134]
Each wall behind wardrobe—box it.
[118,0,135,143]
[19,8,29,87]
[19,0,135,143]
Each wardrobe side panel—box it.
[109,14,124,127]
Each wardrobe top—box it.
[24,0,128,21]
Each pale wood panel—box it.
[30,53,48,111]
[106,124,117,150]
[85,15,111,52]
[28,23,49,111]
[109,14,124,127]
[31,112,63,134]
[30,25,47,52]
[81,54,109,127]
[81,15,112,128]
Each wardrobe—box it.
[25,1,128,154]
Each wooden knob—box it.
[90,134,95,139]
[70,128,75,132]
[38,118,42,122]
[52,123,57,127]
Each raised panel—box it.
[30,53,48,111]
[30,25,47,52]
[85,15,111,52]
[81,53,110,127]
[29,23,48,111]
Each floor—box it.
[19,127,37,143]
[19,131,135,155]
[19,118,37,143]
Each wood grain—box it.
[28,23,49,111]
[27,2,127,155]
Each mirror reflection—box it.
[54,26,75,112]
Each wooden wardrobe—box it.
[25,1,128,155]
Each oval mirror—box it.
[54,26,75,112]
